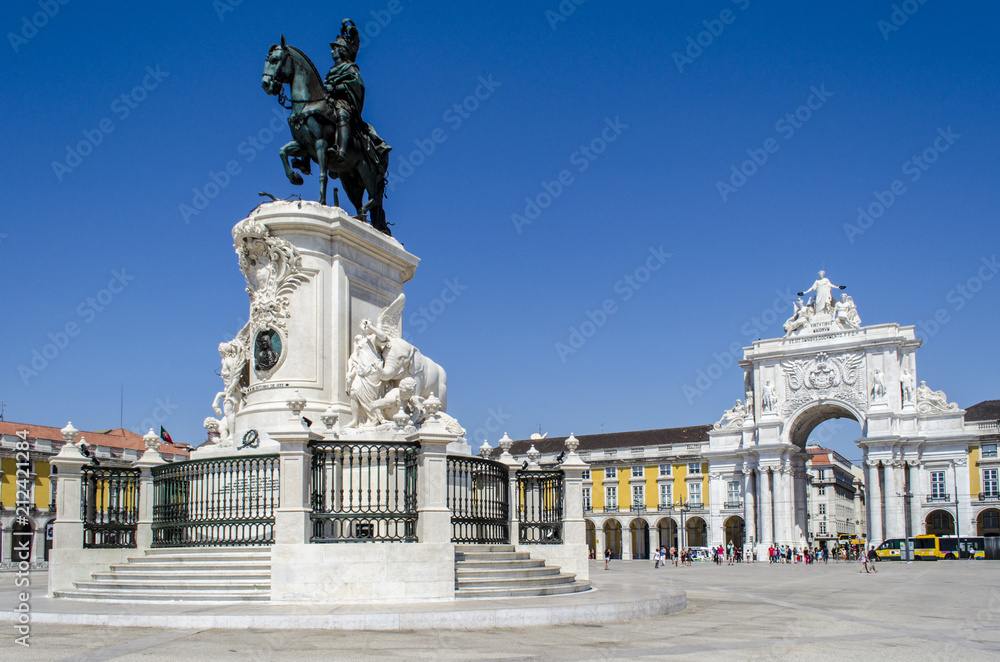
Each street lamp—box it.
[675,499,690,550]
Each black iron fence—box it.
[81,466,140,549]
[151,455,278,547]
[309,441,418,542]
[517,470,564,544]
[447,455,509,544]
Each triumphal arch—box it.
[706,271,968,551]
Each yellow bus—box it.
[939,536,986,560]
[874,538,905,561]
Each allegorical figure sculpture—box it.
[345,333,384,427]
[798,270,846,314]
[761,380,778,413]
[212,336,248,446]
[870,369,887,401]
[261,21,392,234]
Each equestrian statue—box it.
[261,20,393,235]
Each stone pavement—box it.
[3,558,1000,660]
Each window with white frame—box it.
[819,521,827,535]
[687,462,702,475]
[688,481,702,505]
[631,465,643,478]
[581,469,590,480]
[983,444,998,459]
[659,463,671,476]
[818,486,826,496]
[632,484,644,508]
[727,480,740,505]
[605,466,617,479]
[606,485,618,509]
[931,471,947,499]
[984,469,999,498]
[659,483,672,507]
[582,487,592,511]
[818,503,826,515]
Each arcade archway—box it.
[656,517,677,549]
[724,516,745,547]
[585,520,597,555]
[630,519,650,559]
[603,520,622,558]
[977,509,1000,537]
[926,509,955,536]
[686,516,707,547]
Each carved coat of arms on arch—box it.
[780,351,868,416]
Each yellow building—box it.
[0,421,189,566]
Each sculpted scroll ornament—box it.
[233,219,308,335]
[780,351,867,416]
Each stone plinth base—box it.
[270,542,456,603]
[48,548,134,596]
[515,542,590,582]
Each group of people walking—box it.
[767,544,829,564]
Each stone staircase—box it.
[454,545,590,598]
[54,547,272,602]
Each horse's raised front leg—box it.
[315,138,328,206]
[279,140,305,186]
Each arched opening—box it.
[685,516,707,548]
[789,405,867,547]
[44,520,54,562]
[603,520,622,559]
[656,517,677,550]
[724,515,745,547]
[585,519,597,555]
[11,520,33,564]
[926,509,955,536]
[629,519,650,559]
[977,509,1000,537]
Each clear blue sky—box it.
[2,1,998,464]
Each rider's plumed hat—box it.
[330,19,360,62]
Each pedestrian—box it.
[653,546,661,568]
[671,545,677,566]
[604,546,612,570]
[866,545,879,573]
[660,545,667,568]
[858,547,870,573]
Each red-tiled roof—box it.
[0,421,189,457]
[965,400,1000,422]
[489,425,712,459]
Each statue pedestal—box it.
[230,201,419,450]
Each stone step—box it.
[143,546,271,554]
[455,566,561,580]
[111,561,270,572]
[453,559,545,570]
[75,579,270,591]
[54,589,270,602]
[454,544,516,553]
[93,570,272,582]
[455,552,532,561]
[455,582,591,599]
[130,553,271,563]
[456,573,577,590]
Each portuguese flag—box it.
[160,426,174,445]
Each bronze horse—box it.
[261,36,390,235]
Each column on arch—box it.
[866,460,884,543]
[759,468,774,544]
[792,457,809,543]
[883,461,904,539]
[743,468,757,544]
[621,518,633,560]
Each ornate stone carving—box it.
[916,381,960,413]
[954,457,968,467]
[714,400,746,430]
[780,351,867,415]
[784,272,859,337]
[233,219,308,336]
[761,380,778,413]
[870,369,887,403]
[901,369,915,406]
[212,327,250,447]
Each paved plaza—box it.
[4,559,1000,660]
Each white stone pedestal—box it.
[229,201,419,449]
